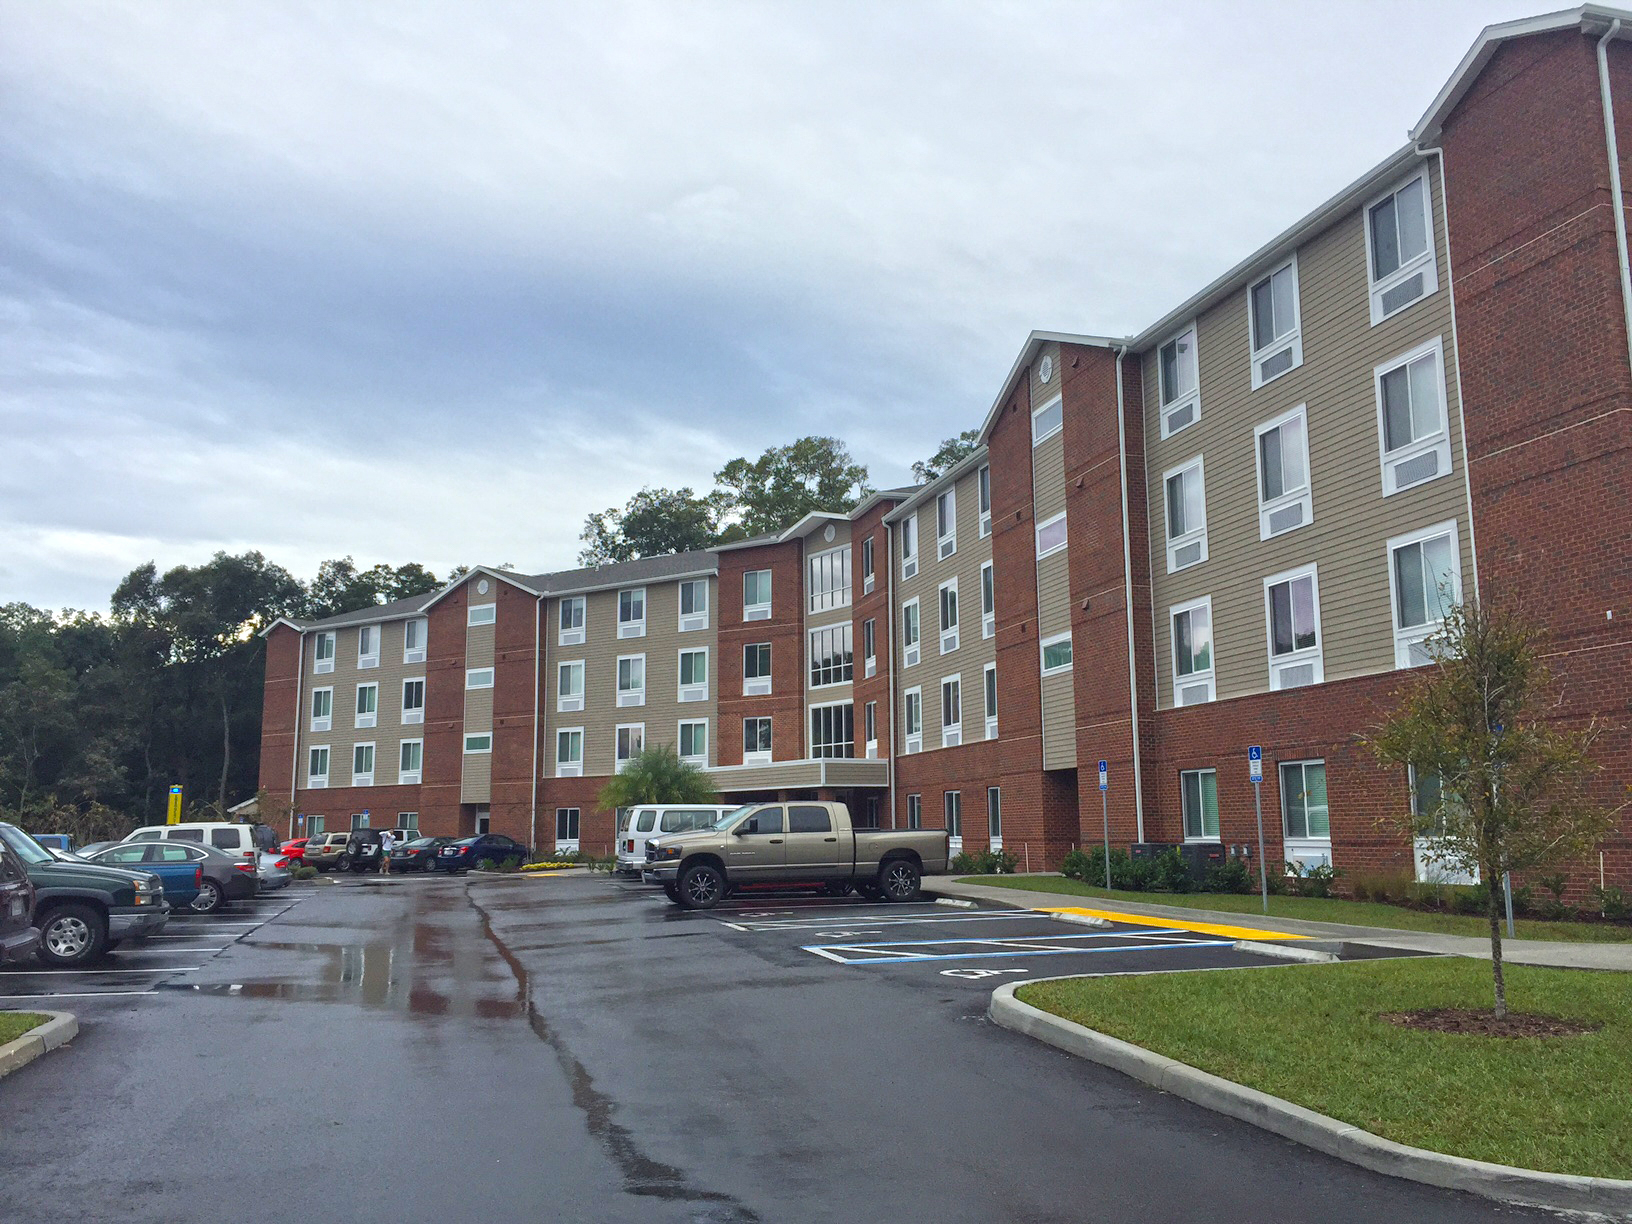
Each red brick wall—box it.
[258,624,302,801]
[717,541,806,765]
[895,738,1000,845]
[420,582,471,832]
[851,499,899,759]
[491,580,543,847]
[538,775,618,857]
[293,784,427,837]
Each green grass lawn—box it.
[0,1012,48,1045]
[959,875,1632,943]
[1018,958,1632,1178]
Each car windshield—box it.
[405,837,435,849]
[0,823,54,866]
[712,805,757,831]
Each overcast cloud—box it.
[2,0,1543,609]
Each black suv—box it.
[337,829,392,874]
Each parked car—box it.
[258,852,293,891]
[125,821,278,877]
[0,839,41,965]
[616,805,737,876]
[337,829,391,874]
[76,841,120,858]
[303,831,353,872]
[0,822,168,965]
[81,842,204,909]
[389,836,452,872]
[433,834,528,874]
[279,838,310,861]
[82,841,255,913]
[33,834,74,854]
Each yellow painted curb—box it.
[1037,906,1309,941]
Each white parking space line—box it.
[801,931,1235,966]
[0,966,200,975]
[719,910,1048,932]
[0,990,162,1000]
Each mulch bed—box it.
[1379,1008,1602,1038]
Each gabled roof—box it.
[412,566,544,616]
[523,550,718,596]
[774,510,850,543]
[884,446,989,522]
[852,486,918,519]
[975,330,1123,444]
[258,591,442,636]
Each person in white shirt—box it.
[379,828,396,874]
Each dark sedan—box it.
[389,836,452,872]
[82,841,257,913]
[432,834,528,874]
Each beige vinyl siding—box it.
[1144,160,1472,708]
[299,619,421,787]
[461,743,491,802]
[1031,341,1075,769]
[461,590,496,802]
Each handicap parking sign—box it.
[1248,745,1263,781]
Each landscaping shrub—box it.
[291,864,318,881]
[1151,848,1192,893]
[953,848,1019,874]
[1202,857,1252,894]
[1593,885,1631,922]
[1285,861,1341,898]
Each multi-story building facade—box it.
[260,8,1632,895]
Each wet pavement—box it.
[0,873,1559,1223]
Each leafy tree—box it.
[1368,598,1618,1018]
[302,558,442,619]
[596,745,719,811]
[578,487,723,566]
[714,436,871,537]
[912,429,980,483]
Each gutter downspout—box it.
[885,521,897,830]
[530,595,542,855]
[1598,19,1632,376]
[290,630,305,840]
[1114,345,1145,842]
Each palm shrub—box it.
[596,744,719,810]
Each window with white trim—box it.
[617,655,646,706]
[313,631,335,674]
[1248,256,1302,387]
[401,678,424,725]
[1281,760,1330,841]
[901,598,921,668]
[615,724,644,772]
[936,488,957,559]
[1388,521,1461,668]
[1171,597,1215,705]
[1032,393,1063,445]
[743,642,772,695]
[678,718,708,765]
[679,580,709,631]
[901,513,919,579]
[396,812,418,832]
[1158,324,1201,437]
[467,603,496,627]
[862,536,875,594]
[809,624,853,687]
[557,661,585,712]
[983,662,998,740]
[555,807,581,845]
[810,703,854,759]
[978,465,992,536]
[357,625,379,669]
[1181,769,1219,840]
[354,683,378,729]
[1255,404,1313,539]
[398,739,423,785]
[1040,633,1072,676]
[808,545,851,613]
[1375,338,1451,496]
[308,745,330,788]
[743,716,772,763]
[558,596,585,645]
[617,588,646,638]
[941,675,962,748]
[938,578,959,654]
[310,687,333,733]
[743,569,772,620]
[1366,170,1438,323]
[987,786,1002,844]
[864,700,878,758]
[466,667,493,690]
[944,791,962,838]
[678,648,709,702]
[555,728,583,776]
[907,793,922,830]
[352,742,375,787]
[463,733,491,754]
[403,618,428,664]
[1265,566,1323,690]
[863,618,876,677]
[1164,457,1208,572]
[903,687,922,754]
[1036,511,1067,559]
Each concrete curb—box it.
[989,982,1632,1218]
[1233,939,1339,963]
[1051,911,1114,930]
[0,1011,78,1080]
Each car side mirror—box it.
[733,825,749,837]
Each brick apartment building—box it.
[259,7,1632,894]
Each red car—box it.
[279,838,310,861]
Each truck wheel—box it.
[38,903,110,967]
[878,859,921,903]
[678,864,725,910]
[662,884,681,903]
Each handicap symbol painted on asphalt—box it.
[939,968,1030,980]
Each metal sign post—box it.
[1098,761,1110,891]
[1248,747,1267,914]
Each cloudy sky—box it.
[3,0,1542,609]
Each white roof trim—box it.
[776,511,851,543]
[975,330,1123,444]
[258,617,307,639]
[547,566,718,599]
[414,566,543,614]
[884,446,990,523]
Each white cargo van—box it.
[616,805,736,876]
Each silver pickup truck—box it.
[643,800,949,909]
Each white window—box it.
[1158,324,1201,437]
[679,579,709,632]
[903,687,922,754]
[398,739,423,785]
[401,678,425,725]
[618,588,646,638]
[1040,632,1072,676]
[558,596,585,646]
[1388,520,1462,668]
[1281,760,1331,845]
[743,716,772,764]
[944,791,962,841]
[987,786,1002,847]
[307,745,330,788]
[313,631,336,674]
[466,667,494,690]
[1255,405,1313,539]
[354,683,378,729]
[936,488,957,559]
[678,648,709,702]
[403,618,428,664]
[615,724,644,771]
[983,662,998,740]
[941,675,962,748]
[809,624,853,687]
[1248,256,1303,388]
[1375,338,1451,496]
[1181,769,1220,840]
[617,654,646,706]
[555,807,580,849]
[901,598,920,668]
[1032,393,1063,445]
[1366,170,1438,324]
[743,570,772,620]
[1164,457,1208,572]
[1264,566,1323,690]
[863,617,876,677]
[1171,597,1215,706]
[978,465,992,536]
[357,624,379,669]
[979,562,996,640]
[467,603,496,627]
[557,661,585,712]
[310,687,333,733]
[901,513,919,580]
[907,794,922,830]
[464,733,492,754]
[862,536,875,594]
[678,719,708,765]
[1036,511,1067,559]
[938,578,959,654]
[810,702,854,759]
[555,728,584,777]
[743,642,772,696]
[808,546,851,613]
[352,742,375,787]
[864,700,878,759]
[396,812,418,832]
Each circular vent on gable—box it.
[823,524,836,543]
[1039,354,1054,383]
[477,579,490,594]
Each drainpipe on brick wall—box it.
[290,630,306,840]
[530,594,542,855]
[1114,344,1146,842]
[1598,19,1632,378]
[885,520,898,830]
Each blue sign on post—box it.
[1248,746,1263,782]
[1097,760,1108,791]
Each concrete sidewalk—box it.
[924,877,1632,971]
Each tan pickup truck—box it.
[642,800,949,909]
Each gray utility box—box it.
[1130,842,1225,885]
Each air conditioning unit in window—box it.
[617,623,643,639]
[1265,503,1305,535]
[863,575,874,595]
[1272,662,1317,690]
[905,736,921,754]
[942,728,961,748]
[940,629,958,654]
[1163,401,1196,435]
[559,696,583,713]
[560,628,584,646]
[617,692,643,708]
[744,678,771,696]
[1257,348,1295,383]
[938,538,955,561]
[864,657,876,678]
[1379,272,1426,317]
[315,659,333,675]
[679,685,706,703]
[680,612,707,632]
[1390,450,1439,490]
[557,762,582,778]
[745,606,771,622]
[404,647,426,664]
[903,558,918,580]
[904,644,920,668]
[1178,682,1212,706]
[1171,541,1204,569]
[865,740,878,760]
